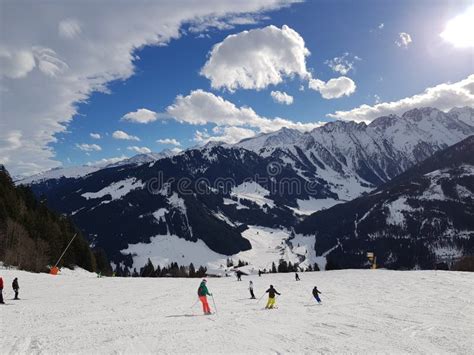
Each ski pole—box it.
[257,292,266,303]
[211,295,218,315]
[190,298,199,309]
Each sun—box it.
[440,5,474,48]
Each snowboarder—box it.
[295,272,300,281]
[197,279,212,315]
[0,276,4,304]
[312,286,322,304]
[12,278,19,300]
[249,281,256,299]
[265,285,281,309]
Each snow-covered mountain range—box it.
[19,107,474,272]
[296,135,474,269]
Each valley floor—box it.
[1,268,473,354]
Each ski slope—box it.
[1,268,473,354]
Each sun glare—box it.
[440,5,474,48]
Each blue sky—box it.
[1,0,473,175]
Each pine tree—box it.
[271,262,277,273]
[189,263,196,277]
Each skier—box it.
[236,270,243,281]
[312,286,322,304]
[265,285,281,309]
[249,281,256,299]
[0,276,4,304]
[197,279,212,315]
[12,278,19,300]
[295,272,300,281]
[258,270,262,277]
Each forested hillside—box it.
[0,165,110,274]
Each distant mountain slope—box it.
[18,107,474,270]
[296,135,474,269]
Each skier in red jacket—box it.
[0,276,4,304]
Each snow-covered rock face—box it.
[235,106,474,197]
[296,136,474,269]
[22,107,474,271]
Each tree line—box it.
[114,259,208,278]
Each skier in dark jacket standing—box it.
[313,286,322,304]
[295,272,300,281]
[265,285,281,309]
[0,276,4,304]
[12,278,19,300]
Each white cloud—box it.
[127,146,151,154]
[378,23,384,29]
[328,74,474,122]
[194,126,256,144]
[112,130,140,141]
[188,13,268,33]
[440,5,474,48]
[58,18,82,39]
[122,108,158,124]
[76,143,102,152]
[0,1,293,177]
[395,32,412,48]
[270,90,294,105]
[0,50,35,79]
[90,133,101,139]
[325,53,361,75]
[308,76,356,99]
[157,138,181,146]
[166,89,322,133]
[200,25,310,91]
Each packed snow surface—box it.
[1,268,472,354]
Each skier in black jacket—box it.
[12,278,19,300]
[312,286,322,304]
[265,285,280,309]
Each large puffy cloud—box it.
[166,89,322,134]
[308,76,356,99]
[328,74,474,122]
[0,1,294,176]
[200,25,310,91]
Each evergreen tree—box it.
[141,258,155,277]
[271,262,277,273]
[189,263,196,277]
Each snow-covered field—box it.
[121,225,318,273]
[1,268,473,354]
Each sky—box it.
[0,0,473,177]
